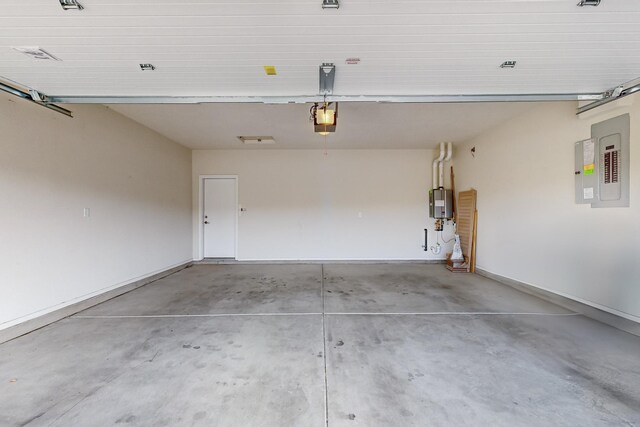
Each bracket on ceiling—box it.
[577,0,600,6]
[59,0,84,10]
[577,77,640,114]
[322,0,339,9]
[319,63,336,95]
[0,78,73,117]
[29,89,47,102]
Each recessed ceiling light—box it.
[59,0,84,10]
[500,61,517,68]
[322,0,339,9]
[139,63,156,71]
[237,136,276,145]
[12,47,61,61]
[577,0,600,6]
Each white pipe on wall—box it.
[439,142,453,188]
[432,142,445,190]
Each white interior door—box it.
[203,178,237,258]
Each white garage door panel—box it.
[2,0,640,97]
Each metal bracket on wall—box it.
[577,77,640,115]
[0,78,73,117]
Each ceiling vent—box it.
[500,60,517,68]
[59,0,84,10]
[237,136,276,145]
[12,47,61,61]
[577,0,600,6]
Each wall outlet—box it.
[83,208,90,217]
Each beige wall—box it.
[0,94,192,329]
[192,149,448,261]
[454,96,640,321]
[13,89,635,329]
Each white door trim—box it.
[198,175,239,260]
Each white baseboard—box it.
[0,260,193,344]
[195,258,447,264]
[476,268,640,337]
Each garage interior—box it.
[1,1,639,426]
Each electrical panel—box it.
[575,114,629,208]
[598,135,622,202]
[429,189,453,219]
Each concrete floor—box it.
[1,264,639,426]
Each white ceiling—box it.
[1,0,640,97]
[107,102,535,149]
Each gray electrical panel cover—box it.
[575,114,630,208]
[592,114,630,208]
[575,138,599,204]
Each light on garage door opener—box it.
[313,63,338,135]
[311,101,338,135]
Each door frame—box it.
[198,175,239,260]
